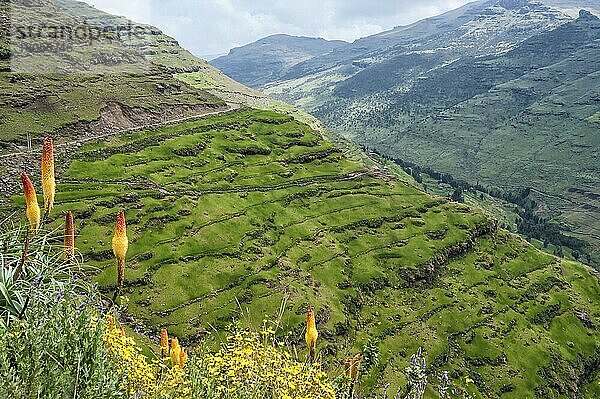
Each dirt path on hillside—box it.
[0,103,241,160]
[0,102,241,205]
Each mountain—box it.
[241,0,600,266]
[211,34,347,88]
[354,10,600,262]
[541,0,600,16]
[0,0,222,146]
[259,0,571,88]
[0,0,265,195]
[0,0,265,145]
[1,1,600,398]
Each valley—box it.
[213,0,600,268]
[1,0,599,398]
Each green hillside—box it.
[1,1,600,398]
[0,0,243,201]
[0,1,225,144]
[329,12,600,267]
[15,108,596,398]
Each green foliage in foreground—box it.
[0,222,121,398]
[19,108,599,398]
[0,227,339,399]
[0,216,89,326]
[0,291,122,399]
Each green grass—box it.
[24,108,599,398]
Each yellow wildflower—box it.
[344,354,362,381]
[170,337,181,367]
[112,210,128,297]
[160,328,169,358]
[179,347,188,368]
[201,328,335,399]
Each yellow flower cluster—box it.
[103,317,189,399]
[198,328,336,399]
[101,317,337,399]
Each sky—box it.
[86,0,473,60]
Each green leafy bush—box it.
[0,290,122,398]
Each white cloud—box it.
[85,0,474,59]
[87,0,154,23]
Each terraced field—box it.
[23,109,600,398]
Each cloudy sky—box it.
[86,0,473,60]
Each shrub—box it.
[0,218,122,398]
[0,216,87,327]
[0,291,122,399]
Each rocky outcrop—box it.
[537,349,600,398]
[400,219,498,285]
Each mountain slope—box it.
[0,0,256,199]
[267,0,570,86]
[1,1,600,398]
[47,108,600,399]
[314,11,600,265]
[211,34,347,88]
[0,0,274,148]
[541,0,600,16]
[256,1,599,266]
[0,0,226,146]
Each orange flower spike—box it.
[112,210,128,293]
[305,307,318,362]
[170,337,181,367]
[344,358,353,378]
[21,172,40,233]
[350,354,363,381]
[64,211,75,259]
[41,137,55,213]
[119,327,126,336]
[179,347,188,368]
[160,328,169,358]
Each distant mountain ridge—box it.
[210,34,347,88]
[541,0,600,16]
[214,0,574,89]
